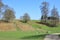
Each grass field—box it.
[0,31,47,40]
[28,20,60,33]
[0,20,60,40]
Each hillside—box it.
[0,20,60,33]
[0,20,60,40]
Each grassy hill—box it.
[0,20,60,40]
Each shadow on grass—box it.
[21,34,47,39]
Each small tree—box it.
[22,13,30,23]
[3,8,15,22]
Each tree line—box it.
[0,0,60,27]
[40,2,59,27]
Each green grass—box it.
[0,31,46,40]
[0,20,60,40]
[41,25,60,33]
[28,20,60,33]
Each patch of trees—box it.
[40,1,59,27]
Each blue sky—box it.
[2,0,60,20]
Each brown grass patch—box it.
[16,22,35,31]
[0,23,16,31]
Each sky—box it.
[2,0,60,20]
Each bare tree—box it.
[0,0,4,19]
[3,8,15,22]
[51,6,59,26]
[40,1,49,23]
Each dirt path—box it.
[44,34,60,40]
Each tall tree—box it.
[3,8,15,22]
[0,0,4,19]
[40,1,49,23]
[22,13,30,23]
[51,6,59,26]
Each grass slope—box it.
[0,20,60,40]
[28,20,60,33]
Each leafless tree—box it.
[0,0,4,19]
[40,1,49,23]
[51,6,59,26]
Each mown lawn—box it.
[0,31,46,40]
